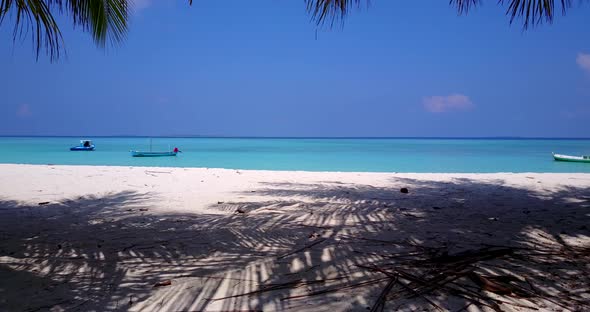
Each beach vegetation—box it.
[0,0,580,61]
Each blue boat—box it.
[70,140,95,151]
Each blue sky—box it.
[1,0,589,137]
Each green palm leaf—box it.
[0,1,584,61]
[0,0,130,61]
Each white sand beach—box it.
[1,164,589,311]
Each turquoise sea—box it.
[0,137,589,173]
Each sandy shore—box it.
[1,164,589,311]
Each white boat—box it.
[553,153,590,163]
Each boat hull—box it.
[70,146,95,151]
[131,151,177,157]
[553,153,590,163]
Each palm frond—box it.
[304,0,366,26]
[0,0,130,61]
[0,0,585,62]
[0,0,62,60]
[62,0,130,48]
[307,1,578,29]
[451,0,574,29]
[451,0,480,15]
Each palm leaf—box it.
[0,0,130,61]
[306,0,577,28]
[450,0,574,29]
[1,0,61,60]
[0,1,584,62]
[305,0,365,26]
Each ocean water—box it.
[0,137,589,173]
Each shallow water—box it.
[1,137,589,173]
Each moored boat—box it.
[131,139,180,157]
[70,140,95,151]
[553,153,590,163]
[131,151,177,157]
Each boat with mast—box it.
[131,139,179,157]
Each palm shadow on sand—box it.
[1,177,589,311]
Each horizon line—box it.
[1,135,590,140]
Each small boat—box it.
[70,140,95,151]
[131,139,180,157]
[553,153,590,163]
[131,151,177,157]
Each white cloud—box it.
[423,94,473,113]
[577,52,590,73]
